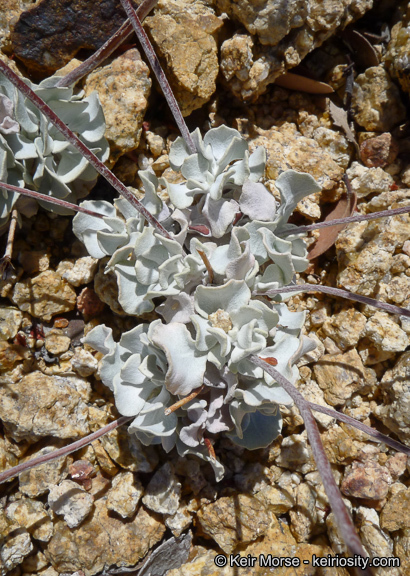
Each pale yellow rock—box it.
[312,348,366,406]
[94,260,126,316]
[92,440,119,477]
[275,433,316,474]
[61,256,98,287]
[43,497,165,576]
[196,493,271,553]
[289,483,317,542]
[255,484,294,515]
[0,371,90,442]
[249,124,342,219]
[346,161,394,199]
[322,425,367,465]
[380,487,410,531]
[19,446,71,498]
[364,311,409,352]
[100,426,158,474]
[143,462,181,515]
[216,0,374,101]
[336,214,410,296]
[384,2,410,94]
[394,528,410,576]
[84,49,151,164]
[321,308,366,351]
[11,270,77,321]
[22,549,49,573]
[45,333,71,355]
[353,66,406,131]
[18,250,50,275]
[6,498,53,542]
[48,479,94,529]
[374,351,410,443]
[106,471,143,519]
[0,527,33,572]
[165,502,193,537]
[145,0,221,116]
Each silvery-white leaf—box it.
[112,373,156,417]
[73,200,117,258]
[228,409,282,450]
[202,195,239,238]
[239,180,277,221]
[275,169,321,226]
[151,322,208,396]
[157,292,195,324]
[82,324,115,356]
[195,279,251,318]
[202,125,244,165]
[248,146,266,181]
[169,135,191,170]
[0,94,19,135]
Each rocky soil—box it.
[0,1,410,575]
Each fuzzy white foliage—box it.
[76,126,320,478]
[0,75,109,228]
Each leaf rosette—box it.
[0,74,109,228]
[75,126,322,479]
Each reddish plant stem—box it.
[251,355,374,576]
[164,385,204,415]
[0,181,105,219]
[0,59,173,240]
[280,204,410,236]
[0,416,133,485]
[119,0,196,154]
[262,284,410,319]
[56,0,159,88]
[308,401,410,456]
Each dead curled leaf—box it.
[307,183,357,260]
[274,72,334,94]
[342,28,380,68]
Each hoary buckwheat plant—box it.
[1,1,410,572]
[0,74,109,229]
[73,126,320,479]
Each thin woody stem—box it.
[3,207,18,260]
[0,208,18,278]
[56,0,159,88]
[0,182,105,219]
[261,284,410,318]
[164,385,204,415]
[250,355,374,576]
[0,59,173,241]
[119,0,196,154]
[307,401,410,456]
[0,416,133,485]
[279,204,410,236]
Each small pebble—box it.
[48,479,94,528]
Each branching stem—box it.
[261,284,410,318]
[0,181,105,219]
[307,401,410,456]
[119,0,196,154]
[0,59,173,240]
[251,355,374,576]
[279,204,410,236]
[0,416,133,485]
